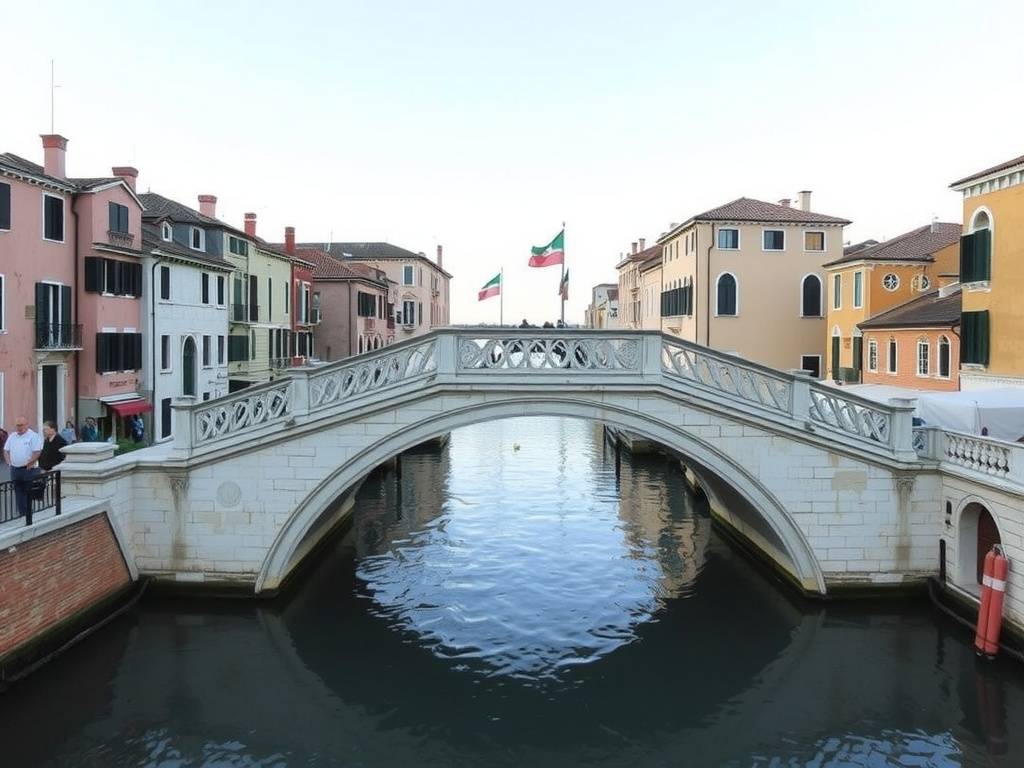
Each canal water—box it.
[3,417,1024,767]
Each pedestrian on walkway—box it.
[3,416,43,519]
[39,421,68,472]
[80,417,99,442]
[60,420,77,444]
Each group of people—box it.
[2,417,72,519]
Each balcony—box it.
[34,323,83,351]
[364,318,375,331]
[232,303,260,323]
[270,356,292,369]
[106,230,135,249]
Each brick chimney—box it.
[284,226,296,255]
[798,190,812,212]
[778,198,791,208]
[639,237,646,251]
[198,194,217,218]
[112,166,139,192]
[631,241,638,255]
[40,134,68,179]
[436,244,443,269]
[244,212,257,237]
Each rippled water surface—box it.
[3,417,1024,767]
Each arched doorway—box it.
[182,337,197,397]
[958,501,1001,585]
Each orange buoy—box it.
[975,548,996,654]
[983,547,1010,658]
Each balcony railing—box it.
[34,323,83,350]
[270,356,292,369]
[232,303,260,323]
[0,471,62,526]
[106,229,135,248]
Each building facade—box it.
[638,252,663,331]
[823,222,960,383]
[282,228,317,361]
[949,153,1024,390]
[858,287,962,391]
[584,283,618,328]
[615,239,656,330]
[657,194,848,375]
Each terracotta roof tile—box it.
[858,289,961,330]
[950,153,1024,187]
[824,223,960,267]
[692,197,850,225]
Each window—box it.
[228,236,248,256]
[284,282,289,315]
[228,335,249,362]
[716,273,737,316]
[403,265,414,285]
[202,335,212,367]
[218,335,225,365]
[402,299,416,325]
[832,274,842,310]
[43,194,64,242]
[161,222,172,241]
[961,211,992,283]
[801,274,822,317]
[85,257,142,297]
[217,275,225,306]
[763,229,785,251]
[717,228,739,249]
[161,334,171,371]
[800,355,821,379]
[882,273,899,291]
[161,397,172,439]
[357,291,377,317]
[268,277,273,317]
[160,265,171,300]
[961,311,990,365]
[852,331,863,373]
[853,271,863,308]
[917,339,930,376]
[938,335,951,378]
[95,332,143,373]
[911,274,930,292]
[0,182,10,230]
[201,273,210,304]
[190,227,205,251]
[830,328,841,380]
[182,337,197,396]
[108,202,129,233]
[0,273,5,332]
[804,231,825,252]
[250,329,256,360]
[868,339,878,372]
[887,338,897,373]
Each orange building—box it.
[823,223,960,382]
[858,288,961,391]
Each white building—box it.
[141,222,231,443]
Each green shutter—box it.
[831,336,840,379]
[977,310,990,366]
[975,229,991,281]
[852,336,863,373]
[960,233,976,282]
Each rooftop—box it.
[950,153,1024,188]
[857,288,962,330]
[141,222,233,269]
[291,241,453,279]
[297,247,388,284]
[693,197,850,225]
[824,222,961,267]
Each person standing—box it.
[80,417,99,442]
[60,420,77,444]
[39,421,68,472]
[130,414,145,444]
[3,417,43,519]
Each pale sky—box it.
[4,1,1023,325]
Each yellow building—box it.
[638,251,662,330]
[658,193,848,375]
[949,153,1024,390]
[822,223,960,382]
[615,239,659,329]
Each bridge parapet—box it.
[171,328,915,461]
[915,426,1024,487]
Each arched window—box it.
[716,273,737,316]
[182,337,197,397]
[801,274,822,317]
[911,274,931,292]
[916,337,930,376]
[966,208,993,283]
[938,335,951,378]
[887,337,897,373]
[161,222,172,242]
[971,208,992,233]
[830,325,841,380]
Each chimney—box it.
[40,134,68,179]
[436,244,443,269]
[284,226,296,255]
[797,190,812,212]
[778,198,791,208]
[112,166,139,192]
[244,212,257,237]
[631,241,638,255]
[639,237,646,251]
[198,194,217,218]
[930,216,938,234]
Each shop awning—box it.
[108,399,152,417]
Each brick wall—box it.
[861,327,960,390]
[0,514,131,658]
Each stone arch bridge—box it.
[62,328,941,597]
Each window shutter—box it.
[831,337,840,379]
[960,233,976,282]
[852,336,863,373]
[84,257,101,292]
[60,285,71,328]
[977,310,990,366]
[134,263,143,297]
[161,266,171,300]
[976,229,991,281]
[112,260,123,296]
[108,202,117,232]
[35,281,47,323]
[418,302,423,325]
[134,333,143,370]
[96,333,108,373]
[0,182,10,230]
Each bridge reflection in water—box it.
[2,418,1024,767]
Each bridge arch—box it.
[257,393,827,596]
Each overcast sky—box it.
[4,1,1023,325]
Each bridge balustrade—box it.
[914,426,1024,485]
[172,328,915,460]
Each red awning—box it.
[108,399,152,417]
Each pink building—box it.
[283,227,317,360]
[0,135,145,438]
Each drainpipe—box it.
[72,202,80,427]
[951,323,962,391]
[705,224,715,347]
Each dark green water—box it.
[2,417,1024,767]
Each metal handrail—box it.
[0,470,62,526]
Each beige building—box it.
[657,193,849,375]
[615,239,660,329]
[303,242,452,340]
[584,283,619,328]
[638,251,663,331]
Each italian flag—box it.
[478,272,501,301]
[559,269,569,301]
[529,230,565,267]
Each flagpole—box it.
[500,266,504,327]
[560,221,566,325]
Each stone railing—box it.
[914,426,1024,484]
[171,328,914,458]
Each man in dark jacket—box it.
[39,420,68,472]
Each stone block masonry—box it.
[0,514,131,662]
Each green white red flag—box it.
[529,230,565,268]
[559,269,569,301]
[478,272,501,301]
